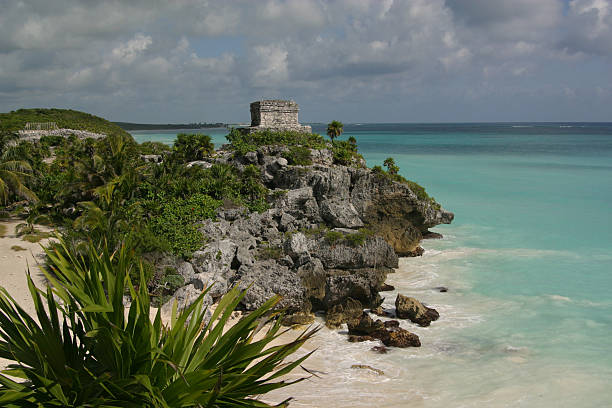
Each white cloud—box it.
[111,34,153,64]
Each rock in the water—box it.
[350,364,384,376]
[395,294,440,327]
[434,286,448,293]
[326,297,363,328]
[347,312,385,335]
[378,282,395,292]
[371,346,388,354]
[423,231,443,239]
[380,327,421,348]
[405,246,425,257]
[370,306,393,318]
[281,312,315,326]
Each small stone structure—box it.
[24,122,59,131]
[244,100,311,133]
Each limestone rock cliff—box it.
[163,145,453,325]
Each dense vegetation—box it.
[226,128,326,156]
[115,121,226,130]
[0,108,130,137]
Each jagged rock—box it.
[234,260,306,313]
[281,312,315,326]
[176,261,196,282]
[380,328,421,348]
[319,199,364,228]
[325,297,363,328]
[235,245,254,268]
[244,151,258,164]
[278,212,297,232]
[284,232,309,260]
[323,268,386,309]
[378,283,395,292]
[395,294,440,327]
[311,236,398,270]
[346,312,421,348]
[347,312,385,335]
[297,258,326,307]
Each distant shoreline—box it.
[114,121,227,131]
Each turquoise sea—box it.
[132,124,612,407]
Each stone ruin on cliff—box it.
[243,100,311,133]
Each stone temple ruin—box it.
[244,100,311,133]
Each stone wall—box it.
[246,100,311,133]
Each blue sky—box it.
[0,0,611,123]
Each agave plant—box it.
[0,238,317,407]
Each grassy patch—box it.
[10,245,27,251]
[0,224,7,238]
[21,231,52,243]
[256,245,283,261]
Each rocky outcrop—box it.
[395,294,440,327]
[166,144,452,329]
[347,312,421,348]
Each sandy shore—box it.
[0,220,54,370]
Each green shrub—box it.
[226,128,326,156]
[325,230,344,245]
[331,140,362,166]
[345,231,367,247]
[163,272,185,292]
[0,238,317,407]
[371,161,439,208]
[172,133,214,162]
[138,141,171,155]
[147,193,221,258]
[283,146,312,165]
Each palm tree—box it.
[0,156,38,205]
[326,120,344,144]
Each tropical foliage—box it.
[0,238,318,407]
[326,121,343,144]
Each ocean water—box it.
[131,123,612,407]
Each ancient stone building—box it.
[246,100,311,133]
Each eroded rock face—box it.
[167,145,452,330]
[395,294,440,327]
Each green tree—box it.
[383,157,399,175]
[326,120,344,144]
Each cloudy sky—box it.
[1,0,611,123]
